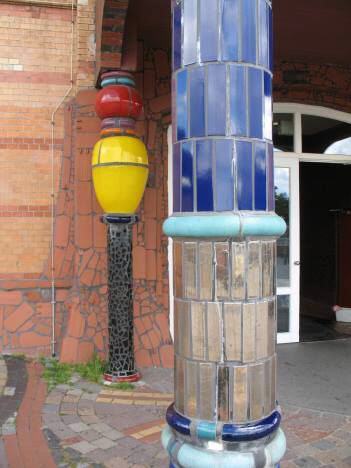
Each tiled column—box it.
[162,1,287,467]
[92,71,148,383]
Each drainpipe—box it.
[50,0,75,357]
[162,0,286,466]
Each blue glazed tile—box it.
[264,72,272,140]
[173,3,182,70]
[200,0,218,62]
[254,141,267,211]
[221,0,240,61]
[173,143,181,212]
[268,4,273,71]
[248,67,263,139]
[196,421,217,440]
[236,141,253,210]
[196,140,213,212]
[183,0,198,65]
[190,67,205,137]
[176,70,188,141]
[207,64,226,136]
[229,65,247,136]
[259,0,269,69]
[215,139,234,211]
[181,141,194,212]
[172,76,176,142]
[242,0,257,64]
[267,143,274,210]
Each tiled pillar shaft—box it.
[106,221,136,378]
[162,1,286,466]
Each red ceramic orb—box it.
[95,85,143,119]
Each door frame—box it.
[274,103,351,343]
[275,156,300,344]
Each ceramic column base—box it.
[162,425,286,468]
[103,370,141,384]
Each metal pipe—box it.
[50,0,75,357]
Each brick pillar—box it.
[162,0,287,466]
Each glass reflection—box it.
[277,294,290,333]
[273,113,294,152]
[302,115,351,155]
[275,167,290,287]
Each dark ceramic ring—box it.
[166,404,281,442]
[101,70,135,80]
[101,117,136,130]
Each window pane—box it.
[277,295,290,333]
[273,113,294,152]
[275,167,290,287]
[302,115,351,154]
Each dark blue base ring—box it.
[166,403,281,442]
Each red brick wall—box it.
[3,0,351,365]
[99,0,129,71]
[0,2,75,355]
[274,61,351,114]
[58,45,174,367]
[0,0,172,365]
[132,46,173,368]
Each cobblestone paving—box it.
[42,370,171,467]
[39,368,351,468]
[0,360,350,467]
[0,355,7,396]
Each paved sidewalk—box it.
[0,349,350,467]
[41,368,351,468]
[42,369,172,467]
[2,360,55,468]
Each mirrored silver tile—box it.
[191,301,206,360]
[224,303,242,361]
[249,362,264,421]
[176,300,191,358]
[262,241,274,297]
[199,242,213,300]
[232,242,246,300]
[242,303,256,362]
[207,302,222,362]
[264,357,272,416]
[267,298,276,357]
[175,355,185,414]
[247,241,261,299]
[217,366,230,421]
[215,242,230,299]
[173,299,180,352]
[185,359,198,418]
[173,242,183,298]
[233,366,249,423]
[256,301,268,360]
[184,242,197,299]
[199,362,216,420]
[271,354,277,411]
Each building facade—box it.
[0,0,351,362]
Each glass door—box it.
[274,156,300,343]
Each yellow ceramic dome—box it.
[92,136,149,214]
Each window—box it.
[273,113,294,152]
[273,105,351,157]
